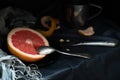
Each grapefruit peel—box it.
[78,26,95,36]
[37,16,58,37]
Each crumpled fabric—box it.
[0,6,36,52]
[0,49,44,80]
[0,6,36,35]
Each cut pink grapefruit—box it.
[7,27,49,62]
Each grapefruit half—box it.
[7,27,49,62]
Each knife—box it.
[72,41,118,47]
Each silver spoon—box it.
[37,46,91,59]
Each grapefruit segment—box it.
[7,27,49,62]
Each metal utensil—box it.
[37,46,91,59]
[72,41,117,47]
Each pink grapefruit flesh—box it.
[7,27,49,62]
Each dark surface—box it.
[36,17,120,80]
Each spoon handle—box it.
[56,50,91,59]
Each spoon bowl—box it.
[37,46,91,59]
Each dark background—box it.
[99,0,120,26]
[0,0,119,26]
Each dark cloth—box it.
[38,18,120,80]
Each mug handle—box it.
[88,3,103,20]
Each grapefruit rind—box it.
[7,27,49,62]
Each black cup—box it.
[65,3,102,28]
